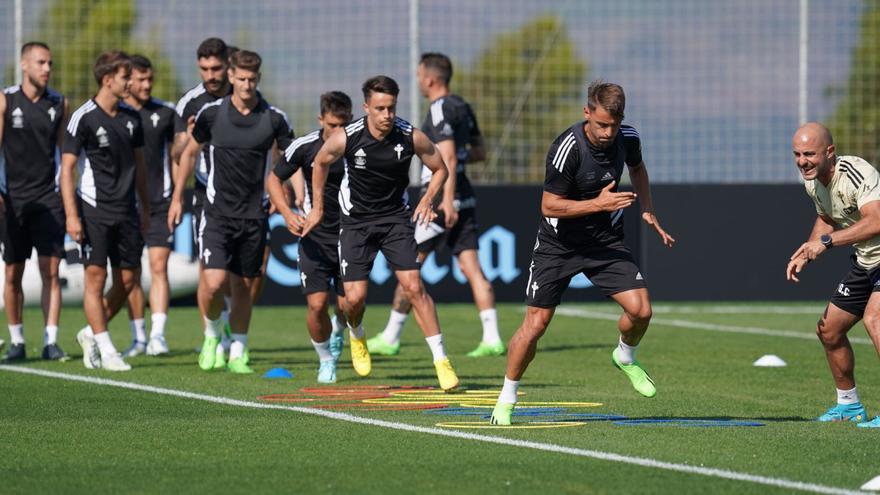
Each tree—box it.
[6,0,180,107]
[828,3,880,165]
[457,16,588,184]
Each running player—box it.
[0,42,68,361]
[489,81,675,424]
[368,52,504,358]
[786,122,880,429]
[120,54,176,358]
[61,50,150,371]
[302,75,460,391]
[169,50,293,374]
[267,91,352,383]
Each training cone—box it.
[263,367,294,379]
[753,355,787,367]
[862,475,880,491]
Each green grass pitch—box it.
[2,302,878,494]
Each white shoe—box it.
[76,329,101,369]
[100,352,131,371]
[122,341,147,358]
[146,336,169,356]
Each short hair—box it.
[196,37,227,60]
[93,50,131,86]
[21,41,50,58]
[420,52,453,85]
[320,91,353,118]
[226,45,240,63]
[229,50,261,72]
[130,54,152,72]
[587,81,626,120]
[362,75,399,100]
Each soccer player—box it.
[302,75,460,391]
[367,53,503,358]
[61,50,150,371]
[267,91,352,383]
[169,50,292,374]
[786,122,880,429]
[0,42,68,361]
[120,55,176,358]
[171,37,233,361]
[489,82,675,425]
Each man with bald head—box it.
[787,122,880,428]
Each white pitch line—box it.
[0,365,868,495]
[649,305,823,315]
[555,307,875,346]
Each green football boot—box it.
[198,336,220,371]
[366,334,400,356]
[612,348,657,398]
[466,341,506,357]
[490,402,515,426]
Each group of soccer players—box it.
[16,35,876,429]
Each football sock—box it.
[130,318,146,343]
[312,338,334,362]
[230,333,248,360]
[349,323,365,340]
[44,325,59,346]
[616,337,638,365]
[499,376,519,404]
[479,309,501,345]
[150,313,167,339]
[8,324,24,345]
[93,331,118,358]
[425,333,447,361]
[837,387,860,405]
[382,310,408,345]
[204,317,222,338]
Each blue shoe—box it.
[817,403,868,423]
[857,416,880,428]
[329,330,345,361]
[317,360,337,384]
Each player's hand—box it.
[439,199,458,229]
[790,240,826,262]
[140,206,150,236]
[300,208,323,237]
[66,215,83,243]
[283,210,306,236]
[786,255,809,282]
[186,115,196,136]
[412,199,437,227]
[595,181,637,212]
[167,199,183,234]
[642,212,675,247]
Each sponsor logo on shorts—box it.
[340,259,348,276]
[202,248,212,264]
[300,272,308,287]
[837,283,851,297]
[636,272,643,281]
[530,281,539,298]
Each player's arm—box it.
[171,131,188,165]
[466,135,486,163]
[290,169,305,211]
[134,147,150,232]
[413,128,448,226]
[436,139,458,228]
[168,137,203,232]
[0,92,5,213]
[628,161,675,247]
[787,215,835,282]
[267,172,304,237]
[60,152,81,242]
[301,129,346,237]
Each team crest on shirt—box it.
[354,148,367,168]
[48,107,57,122]
[11,107,23,128]
[96,126,109,147]
[126,121,134,136]
[150,113,160,128]
[394,144,404,160]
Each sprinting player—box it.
[121,54,176,358]
[267,91,351,383]
[0,42,68,361]
[368,52,503,358]
[61,50,150,371]
[786,122,880,429]
[302,75,460,391]
[489,82,675,425]
[171,37,232,361]
[169,50,293,374]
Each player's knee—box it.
[815,318,843,346]
[523,309,552,337]
[399,279,424,300]
[625,303,652,325]
[307,298,328,314]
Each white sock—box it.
[130,318,147,343]
[837,387,860,405]
[616,337,637,365]
[150,313,167,339]
[382,310,408,345]
[331,314,346,334]
[349,323,365,339]
[229,333,248,360]
[93,331,118,358]
[499,376,519,404]
[425,333,447,362]
[204,317,222,338]
[8,324,24,345]
[479,308,501,345]
[312,338,334,362]
[44,325,59,346]
[81,325,94,337]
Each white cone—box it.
[753,354,787,367]
[862,475,880,491]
